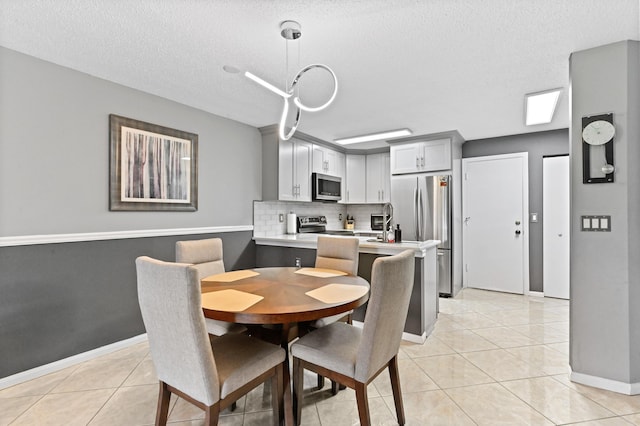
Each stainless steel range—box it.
[296,215,355,235]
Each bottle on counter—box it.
[394,224,402,243]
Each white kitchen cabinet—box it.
[335,151,346,203]
[279,138,312,201]
[391,138,451,174]
[366,152,390,203]
[312,144,343,177]
[345,154,366,203]
[261,126,314,202]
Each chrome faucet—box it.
[382,202,394,242]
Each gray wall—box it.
[0,47,261,236]
[0,48,263,377]
[570,40,640,386]
[462,129,569,293]
[0,232,255,378]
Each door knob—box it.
[515,230,521,235]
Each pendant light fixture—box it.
[244,20,338,140]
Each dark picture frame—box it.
[109,114,198,211]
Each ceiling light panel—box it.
[525,89,562,126]
[335,129,412,145]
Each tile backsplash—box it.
[253,201,385,236]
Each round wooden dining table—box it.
[200,266,370,326]
[200,266,369,426]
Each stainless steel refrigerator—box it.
[391,174,460,297]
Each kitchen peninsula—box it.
[253,233,439,342]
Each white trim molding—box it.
[528,291,545,297]
[571,370,640,395]
[0,225,253,247]
[0,334,148,390]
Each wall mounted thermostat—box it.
[582,113,615,184]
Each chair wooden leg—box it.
[155,381,171,426]
[204,403,220,426]
[354,381,371,426]
[293,358,304,426]
[271,364,284,426]
[388,356,405,425]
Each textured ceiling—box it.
[1,0,638,149]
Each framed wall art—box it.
[109,114,198,211]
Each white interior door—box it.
[543,156,570,299]
[462,153,529,294]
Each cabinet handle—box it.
[381,190,384,200]
[421,156,425,167]
[416,156,420,167]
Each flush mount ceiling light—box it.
[244,20,338,141]
[334,129,413,145]
[525,88,562,126]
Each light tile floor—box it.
[3,288,640,425]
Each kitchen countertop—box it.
[253,233,440,257]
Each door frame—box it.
[462,152,530,294]
[542,154,570,299]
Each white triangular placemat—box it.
[201,289,263,312]
[305,283,368,304]
[202,270,260,283]
[295,268,348,278]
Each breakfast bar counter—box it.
[254,233,439,257]
[253,233,440,342]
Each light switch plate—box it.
[581,215,611,231]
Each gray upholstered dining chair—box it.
[175,238,246,336]
[136,256,285,426]
[311,235,359,390]
[291,249,415,426]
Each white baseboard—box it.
[528,291,544,297]
[571,370,640,395]
[352,320,427,344]
[402,331,427,344]
[0,334,148,390]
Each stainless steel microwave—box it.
[312,173,342,202]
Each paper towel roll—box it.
[287,212,297,234]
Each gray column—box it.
[569,40,640,394]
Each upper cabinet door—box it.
[381,152,391,202]
[278,138,312,201]
[366,153,390,203]
[346,154,366,203]
[391,143,423,174]
[312,144,343,176]
[391,139,452,174]
[278,138,296,201]
[295,140,312,202]
[312,145,327,174]
[422,139,452,171]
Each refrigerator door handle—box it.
[418,186,424,240]
[413,183,419,240]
